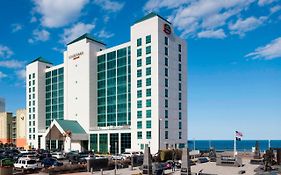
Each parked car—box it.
[65,151,79,159]
[197,157,209,163]
[121,152,133,159]
[152,162,165,175]
[14,158,38,170]
[41,158,63,168]
[52,152,65,160]
[38,153,52,161]
[133,151,143,156]
[111,154,125,160]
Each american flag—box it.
[235,131,243,141]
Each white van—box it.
[14,158,38,170]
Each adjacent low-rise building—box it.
[0,112,13,144]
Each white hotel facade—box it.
[25,13,187,154]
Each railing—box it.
[89,125,131,131]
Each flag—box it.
[235,131,243,141]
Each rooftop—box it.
[28,57,52,65]
[55,119,86,134]
[134,12,171,25]
[67,33,106,46]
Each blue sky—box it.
[0,0,281,140]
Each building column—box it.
[107,133,110,154]
[118,133,121,154]
[97,134,100,153]
[40,136,46,150]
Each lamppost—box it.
[114,141,117,175]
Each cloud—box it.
[0,60,25,69]
[144,0,189,12]
[228,16,267,36]
[28,29,50,43]
[96,29,114,39]
[270,5,281,14]
[93,0,124,12]
[16,69,26,80]
[258,0,277,6]
[61,22,95,44]
[11,24,23,33]
[0,45,13,58]
[0,71,7,79]
[245,37,281,60]
[32,0,89,28]
[197,29,226,39]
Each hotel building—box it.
[25,13,187,154]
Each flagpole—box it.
[234,131,236,157]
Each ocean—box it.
[187,140,281,152]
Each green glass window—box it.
[146,67,151,76]
[178,44,182,52]
[165,110,168,118]
[137,131,142,139]
[137,48,142,57]
[165,57,168,66]
[137,100,142,108]
[165,89,168,97]
[179,121,182,129]
[137,80,142,88]
[146,110,151,118]
[146,78,151,86]
[165,131,168,139]
[117,48,127,57]
[146,120,151,129]
[137,111,142,119]
[179,112,182,120]
[146,46,151,54]
[165,36,168,45]
[146,131,151,139]
[137,121,142,129]
[165,47,168,56]
[146,99,151,107]
[99,134,108,153]
[146,56,151,65]
[58,68,64,74]
[137,38,142,47]
[137,59,142,67]
[146,35,151,44]
[165,99,168,108]
[137,69,142,77]
[137,90,142,98]
[146,89,151,97]
[165,68,168,77]
[165,120,168,128]
[165,79,168,87]
[90,134,98,152]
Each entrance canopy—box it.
[44,119,88,141]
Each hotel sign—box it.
[163,23,171,35]
[69,51,84,60]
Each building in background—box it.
[0,98,5,112]
[0,112,13,144]
[25,12,187,154]
[12,116,16,145]
[16,109,27,148]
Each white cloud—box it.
[16,69,26,80]
[246,37,281,60]
[33,0,89,28]
[258,0,277,6]
[11,23,23,33]
[144,0,189,12]
[96,29,114,39]
[0,45,13,58]
[0,60,25,69]
[61,22,95,44]
[93,0,124,12]
[228,16,267,36]
[197,29,226,39]
[28,29,50,43]
[0,71,7,79]
[270,5,281,14]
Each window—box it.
[179,54,181,62]
[137,69,142,77]
[146,131,151,139]
[146,120,151,128]
[179,112,182,120]
[137,80,142,88]
[137,100,142,108]
[137,131,142,139]
[165,120,168,128]
[165,79,168,87]
[165,57,168,66]
[165,37,168,45]
[146,89,151,97]
[33,80,35,85]
[179,132,182,139]
[29,74,31,79]
[146,110,151,118]
[137,59,142,67]
[179,102,182,110]
[165,47,168,56]
[165,99,168,108]
[165,68,168,77]
[146,46,151,54]
[179,64,182,71]
[29,81,31,86]
[137,48,142,57]
[179,93,182,101]
[146,78,151,86]
[137,90,142,98]
[179,121,182,129]
[165,131,168,139]
[165,110,168,118]
[179,83,182,91]
[137,121,142,129]
[146,67,151,76]
[137,111,142,118]
[146,56,151,65]
[146,35,151,44]
[137,38,142,47]
[179,73,182,81]
[32,73,35,78]
[146,99,151,107]
[165,89,168,97]
[178,44,182,52]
